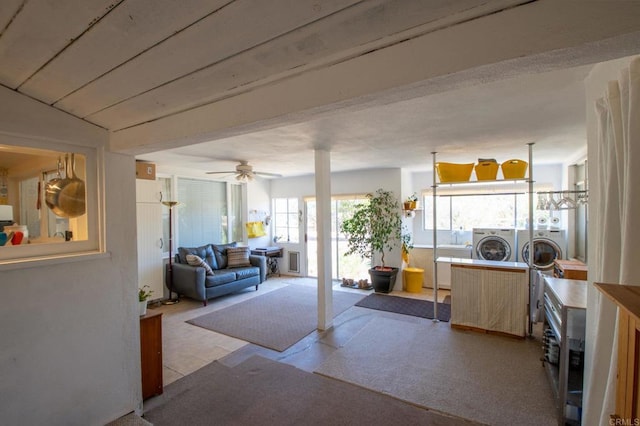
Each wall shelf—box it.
[431,143,536,333]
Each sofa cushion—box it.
[185,254,214,275]
[212,242,237,269]
[204,270,237,288]
[178,244,218,269]
[233,266,260,280]
[227,246,251,267]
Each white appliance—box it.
[435,244,473,289]
[472,228,517,262]
[517,229,566,270]
[0,205,13,231]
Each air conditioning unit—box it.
[288,251,300,273]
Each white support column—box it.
[315,149,333,330]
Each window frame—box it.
[272,197,300,243]
[0,138,103,266]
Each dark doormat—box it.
[355,294,451,322]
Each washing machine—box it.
[517,229,566,270]
[472,228,517,262]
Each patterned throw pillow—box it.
[186,254,214,275]
[226,247,251,268]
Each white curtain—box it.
[583,56,640,424]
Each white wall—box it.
[269,168,403,284]
[0,87,140,425]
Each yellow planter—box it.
[403,267,424,293]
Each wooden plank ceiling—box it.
[0,0,525,134]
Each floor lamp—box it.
[162,201,180,305]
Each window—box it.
[423,193,528,230]
[175,178,243,248]
[0,142,101,264]
[273,198,299,243]
[177,178,227,247]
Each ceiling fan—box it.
[206,161,282,182]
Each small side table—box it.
[140,310,163,400]
[251,247,283,277]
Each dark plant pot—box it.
[369,267,399,293]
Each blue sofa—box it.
[167,242,267,306]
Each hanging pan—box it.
[45,153,86,218]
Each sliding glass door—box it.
[305,197,370,281]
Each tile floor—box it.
[146,276,450,387]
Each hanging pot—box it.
[44,157,63,213]
[45,154,86,218]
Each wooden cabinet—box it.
[140,310,163,399]
[553,259,588,280]
[542,277,587,425]
[594,283,640,421]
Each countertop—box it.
[544,277,587,309]
[438,256,529,270]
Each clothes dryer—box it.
[517,229,566,270]
[472,228,517,262]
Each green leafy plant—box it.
[138,285,153,302]
[340,188,404,269]
[406,192,418,203]
[401,232,413,264]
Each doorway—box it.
[305,197,370,281]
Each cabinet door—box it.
[136,179,163,203]
[140,312,163,399]
[137,203,164,299]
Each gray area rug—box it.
[187,285,365,351]
[315,317,557,426]
[144,355,481,425]
[355,293,451,321]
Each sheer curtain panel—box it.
[583,56,640,424]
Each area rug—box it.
[355,293,451,322]
[187,285,365,351]
[315,317,557,426]
[144,355,479,425]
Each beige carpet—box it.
[144,355,483,425]
[315,316,557,426]
[187,285,365,351]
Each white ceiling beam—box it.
[110,1,640,155]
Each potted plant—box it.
[139,285,153,316]
[340,188,405,293]
[401,232,413,265]
[403,193,418,211]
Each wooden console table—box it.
[140,310,163,400]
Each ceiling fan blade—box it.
[205,171,236,175]
[254,171,283,178]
